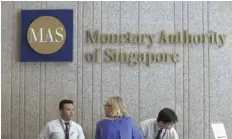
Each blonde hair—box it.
[106,96,128,118]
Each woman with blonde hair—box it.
[95,96,143,139]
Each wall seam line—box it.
[202,2,205,139]
[81,1,84,126]
[207,2,210,139]
[100,1,103,119]
[76,1,79,125]
[92,2,94,139]
[138,1,140,122]
[182,2,184,139]
[10,2,13,139]
[174,1,176,114]
[187,2,190,139]
[119,1,121,97]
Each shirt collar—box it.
[59,118,71,125]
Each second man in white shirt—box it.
[139,108,179,139]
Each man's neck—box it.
[60,117,70,122]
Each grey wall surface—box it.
[1,1,232,139]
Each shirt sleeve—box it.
[77,125,85,139]
[139,121,148,139]
[131,119,144,139]
[95,122,102,139]
[37,124,50,139]
[170,128,179,139]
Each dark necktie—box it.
[155,130,162,139]
[65,122,69,139]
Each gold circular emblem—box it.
[27,16,66,54]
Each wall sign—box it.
[84,30,227,66]
[20,9,73,62]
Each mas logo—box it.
[20,9,73,61]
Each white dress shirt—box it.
[38,118,85,139]
[139,119,179,139]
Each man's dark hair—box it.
[59,99,73,109]
[157,108,178,124]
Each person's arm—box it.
[95,122,102,139]
[38,124,50,139]
[139,121,148,139]
[131,120,144,139]
[170,128,179,139]
[77,125,85,139]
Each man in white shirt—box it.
[38,99,85,139]
[139,108,179,139]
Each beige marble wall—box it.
[1,1,232,139]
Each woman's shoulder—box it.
[96,118,111,124]
[96,118,112,127]
[97,116,133,124]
